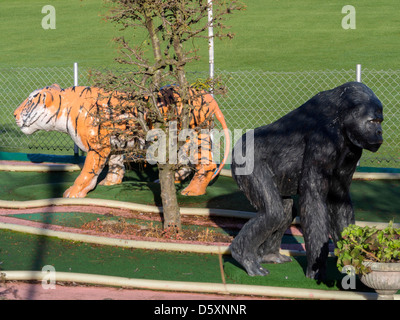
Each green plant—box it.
[335,221,400,275]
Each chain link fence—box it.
[1,66,399,167]
[0,67,76,153]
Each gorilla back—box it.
[231,82,383,279]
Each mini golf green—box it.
[0,168,399,223]
[0,229,223,284]
[0,160,399,296]
[0,228,373,293]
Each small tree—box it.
[94,0,244,231]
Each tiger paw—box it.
[180,185,207,196]
[63,185,87,198]
[98,175,123,186]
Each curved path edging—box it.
[2,270,396,300]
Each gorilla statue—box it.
[231,82,383,280]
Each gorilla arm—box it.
[298,140,335,280]
[326,145,361,244]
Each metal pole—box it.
[208,0,214,95]
[73,62,79,156]
[207,1,216,162]
[356,64,362,166]
[356,64,362,82]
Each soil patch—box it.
[80,211,239,243]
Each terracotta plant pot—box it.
[360,261,400,300]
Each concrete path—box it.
[0,281,271,300]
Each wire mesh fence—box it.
[1,66,399,167]
[0,67,76,153]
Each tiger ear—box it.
[43,84,60,108]
[49,84,61,91]
[44,92,54,108]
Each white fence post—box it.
[356,64,362,166]
[73,62,79,156]
[356,64,362,82]
[208,0,214,96]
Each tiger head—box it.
[14,84,62,134]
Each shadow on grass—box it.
[27,170,66,299]
[223,254,374,292]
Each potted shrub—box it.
[335,221,400,300]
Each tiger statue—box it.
[14,84,230,198]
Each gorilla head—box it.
[339,83,383,152]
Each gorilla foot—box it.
[306,268,327,281]
[261,253,292,264]
[242,259,270,276]
[231,249,270,276]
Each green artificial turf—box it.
[1,169,400,223]
[8,212,107,229]
[0,229,223,283]
[1,166,399,294]
[0,228,385,294]
[225,255,352,291]
[0,152,85,164]
[0,168,256,212]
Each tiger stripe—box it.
[14,84,230,198]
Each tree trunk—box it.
[158,163,181,231]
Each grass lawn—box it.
[0,0,118,68]
[1,0,400,71]
[223,1,400,71]
[1,0,399,165]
